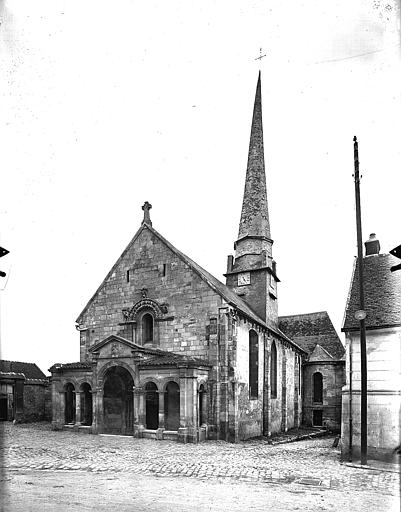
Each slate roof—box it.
[77,223,304,354]
[0,360,47,379]
[308,344,335,362]
[278,312,344,360]
[342,253,401,331]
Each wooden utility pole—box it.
[353,136,368,465]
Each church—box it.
[50,73,344,442]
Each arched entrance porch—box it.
[103,366,134,435]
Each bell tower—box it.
[225,72,279,326]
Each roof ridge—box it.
[279,311,328,319]
[0,359,41,366]
[147,226,305,351]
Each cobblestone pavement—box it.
[1,423,400,511]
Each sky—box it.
[1,0,400,374]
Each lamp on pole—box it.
[353,136,368,465]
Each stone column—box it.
[158,391,165,428]
[133,388,145,437]
[75,392,81,426]
[60,392,65,426]
[155,391,165,440]
[178,373,197,443]
[93,388,103,434]
[51,380,63,429]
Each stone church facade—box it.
[50,73,336,442]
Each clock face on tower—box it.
[237,272,251,286]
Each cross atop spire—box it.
[255,48,266,69]
[142,201,152,226]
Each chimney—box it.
[227,255,234,273]
[365,233,380,256]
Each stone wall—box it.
[78,227,225,361]
[341,327,401,461]
[23,380,50,421]
[234,319,264,440]
[302,362,344,431]
[266,338,301,435]
[226,268,268,323]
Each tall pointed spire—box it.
[238,71,270,241]
[225,72,278,325]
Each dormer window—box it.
[142,313,154,344]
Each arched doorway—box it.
[145,382,159,429]
[65,383,76,424]
[164,381,180,430]
[80,383,93,426]
[103,366,134,434]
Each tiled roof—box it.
[0,360,47,379]
[278,312,344,360]
[49,362,92,372]
[0,371,26,380]
[139,352,211,368]
[342,253,401,331]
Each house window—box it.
[142,313,154,344]
[249,330,258,399]
[313,372,323,403]
[270,341,277,398]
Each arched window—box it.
[249,330,258,399]
[313,372,323,403]
[142,313,153,344]
[270,341,277,398]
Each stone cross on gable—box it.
[142,201,152,226]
